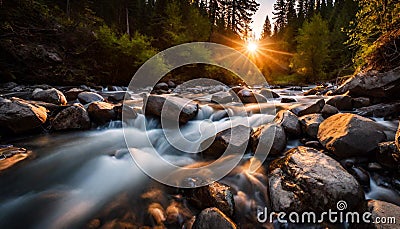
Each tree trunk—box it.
[126,7,130,35]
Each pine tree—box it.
[294,14,330,82]
[273,0,286,34]
[286,0,297,26]
[261,15,272,39]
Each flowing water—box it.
[0,89,399,228]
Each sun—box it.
[247,41,258,53]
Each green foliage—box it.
[293,14,330,82]
[348,0,400,68]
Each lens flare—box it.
[247,42,258,53]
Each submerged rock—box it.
[268,146,366,214]
[192,207,236,229]
[187,181,235,217]
[200,125,251,159]
[251,123,286,155]
[77,92,104,104]
[32,88,67,105]
[144,95,198,124]
[0,98,47,133]
[318,113,386,158]
[274,110,302,137]
[290,99,325,116]
[87,101,116,124]
[334,66,400,99]
[52,104,90,130]
[299,114,324,139]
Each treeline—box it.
[260,0,400,83]
[0,0,259,85]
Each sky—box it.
[251,0,275,39]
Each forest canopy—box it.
[0,0,399,85]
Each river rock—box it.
[211,92,234,104]
[200,125,251,159]
[352,97,371,108]
[237,89,266,103]
[321,104,339,118]
[77,92,104,104]
[290,99,325,116]
[357,102,400,118]
[274,110,301,137]
[52,104,90,130]
[0,98,47,133]
[187,181,235,217]
[334,66,400,99]
[280,97,297,103]
[303,85,325,95]
[377,141,400,169]
[259,88,280,98]
[192,207,236,229]
[299,114,324,139]
[32,88,67,105]
[326,95,353,111]
[144,95,198,124]
[155,82,169,91]
[64,88,85,101]
[87,101,116,124]
[368,200,400,228]
[268,146,366,214]
[318,113,386,158]
[251,123,286,155]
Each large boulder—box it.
[187,181,235,217]
[357,102,400,118]
[87,101,116,124]
[268,147,366,214]
[334,66,400,99]
[200,125,251,159]
[0,98,47,133]
[299,114,324,139]
[352,97,370,108]
[52,104,91,130]
[32,88,67,105]
[144,95,198,124]
[318,113,386,158]
[290,99,325,116]
[77,92,104,104]
[274,110,301,137]
[251,123,286,155]
[326,95,353,111]
[368,200,400,229]
[192,207,236,229]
